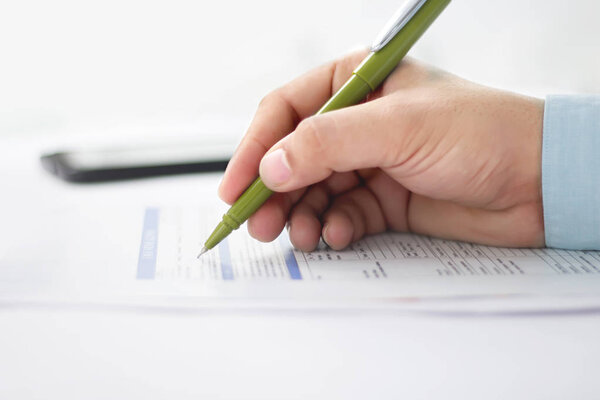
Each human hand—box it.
[218,50,545,252]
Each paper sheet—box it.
[6,130,600,313]
[5,202,600,312]
[140,207,600,283]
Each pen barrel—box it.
[317,0,450,116]
[204,177,273,250]
[227,177,274,223]
[317,74,372,115]
[355,0,451,90]
[206,74,369,251]
[203,220,234,250]
[204,0,450,251]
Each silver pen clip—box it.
[371,0,429,52]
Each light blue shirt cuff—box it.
[543,95,600,249]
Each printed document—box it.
[134,207,600,301]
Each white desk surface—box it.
[1,133,599,400]
[4,0,600,396]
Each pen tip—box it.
[197,247,208,259]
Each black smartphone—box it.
[41,142,233,183]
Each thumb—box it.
[259,97,411,192]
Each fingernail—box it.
[322,223,331,247]
[260,148,291,187]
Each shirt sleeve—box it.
[543,95,600,249]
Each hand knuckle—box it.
[258,90,281,109]
[296,118,328,156]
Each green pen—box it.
[199,0,451,257]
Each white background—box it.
[2,1,600,399]
[2,0,600,138]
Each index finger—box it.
[218,49,368,204]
